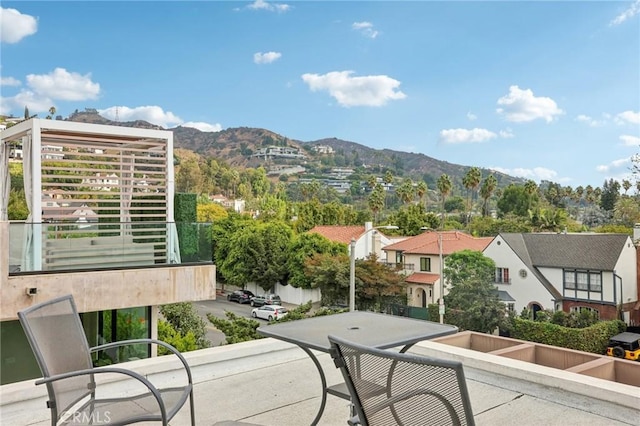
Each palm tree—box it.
[480,174,497,216]
[416,181,428,209]
[622,179,631,195]
[47,106,56,119]
[368,184,385,223]
[396,178,415,204]
[436,174,452,229]
[524,179,537,211]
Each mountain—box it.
[67,110,524,187]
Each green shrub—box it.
[157,321,198,355]
[159,302,210,349]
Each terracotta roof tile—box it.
[383,231,492,255]
[308,225,365,244]
[406,272,440,284]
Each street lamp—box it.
[349,224,398,312]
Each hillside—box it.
[66,110,524,187]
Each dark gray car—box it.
[250,294,282,307]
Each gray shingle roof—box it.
[501,233,629,271]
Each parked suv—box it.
[606,332,640,361]
[227,290,255,304]
[250,294,281,307]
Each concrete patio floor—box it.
[2,337,638,426]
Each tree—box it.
[24,106,29,119]
[158,302,210,349]
[395,178,415,205]
[600,179,620,211]
[480,174,497,216]
[463,167,481,222]
[287,233,347,289]
[196,203,228,222]
[368,183,385,222]
[305,253,351,306]
[416,181,428,208]
[207,311,263,344]
[443,250,505,333]
[436,174,452,229]
[622,179,632,195]
[393,203,428,236]
[46,106,56,119]
[497,184,536,217]
[355,254,407,311]
[219,221,293,292]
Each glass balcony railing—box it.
[8,221,213,273]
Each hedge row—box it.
[510,317,626,354]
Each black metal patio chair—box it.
[18,294,195,426]
[328,334,475,426]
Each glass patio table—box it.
[257,311,458,425]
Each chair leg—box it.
[190,389,196,426]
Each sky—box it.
[1,0,639,188]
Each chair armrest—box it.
[35,367,168,421]
[91,338,193,384]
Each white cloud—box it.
[0,7,37,44]
[301,71,406,107]
[499,128,515,138]
[620,135,640,146]
[610,0,640,26]
[98,106,182,128]
[0,68,100,115]
[466,112,477,121]
[615,110,640,125]
[0,76,21,86]
[596,157,631,172]
[490,166,558,181]
[496,85,564,123]
[352,21,379,39]
[247,0,290,12]
[182,121,223,132]
[26,68,100,101]
[253,51,282,64]
[439,128,497,144]
[1,90,52,114]
[575,114,606,127]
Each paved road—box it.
[193,297,256,346]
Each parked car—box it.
[227,290,255,304]
[251,305,288,321]
[606,332,640,361]
[250,294,282,307]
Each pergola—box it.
[1,118,179,271]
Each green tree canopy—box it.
[443,250,505,333]
[287,233,347,289]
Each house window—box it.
[564,269,602,293]
[495,268,510,284]
[505,303,515,313]
[420,257,431,272]
[564,271,576,289]
[576,272,588,290]
[569,306,600,320]
[395,251,403,265]
[589,273,602,292]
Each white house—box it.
[483,233,638,323]
[308,222,399,261]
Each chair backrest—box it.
[18,295,95,420]
[329,335,475,426]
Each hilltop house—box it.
[383,231,493,308]
[483,233,638,323]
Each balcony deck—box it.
[1,338,638,425]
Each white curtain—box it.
[168,222,181,264]
[21,134,34,271]
[0,140,9,221]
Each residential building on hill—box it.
[383,231,493,308]
[308,222,404,261]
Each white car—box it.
[251,304,288,321]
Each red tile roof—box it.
[383,231,492,255]
[406,272,440,284]
[308,225,366,244]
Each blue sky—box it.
[1,1,639,188]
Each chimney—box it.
[634,223,640,243]
[365,221,373,232]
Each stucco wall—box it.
[1,263,216,321]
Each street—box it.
[193,297,259,347]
